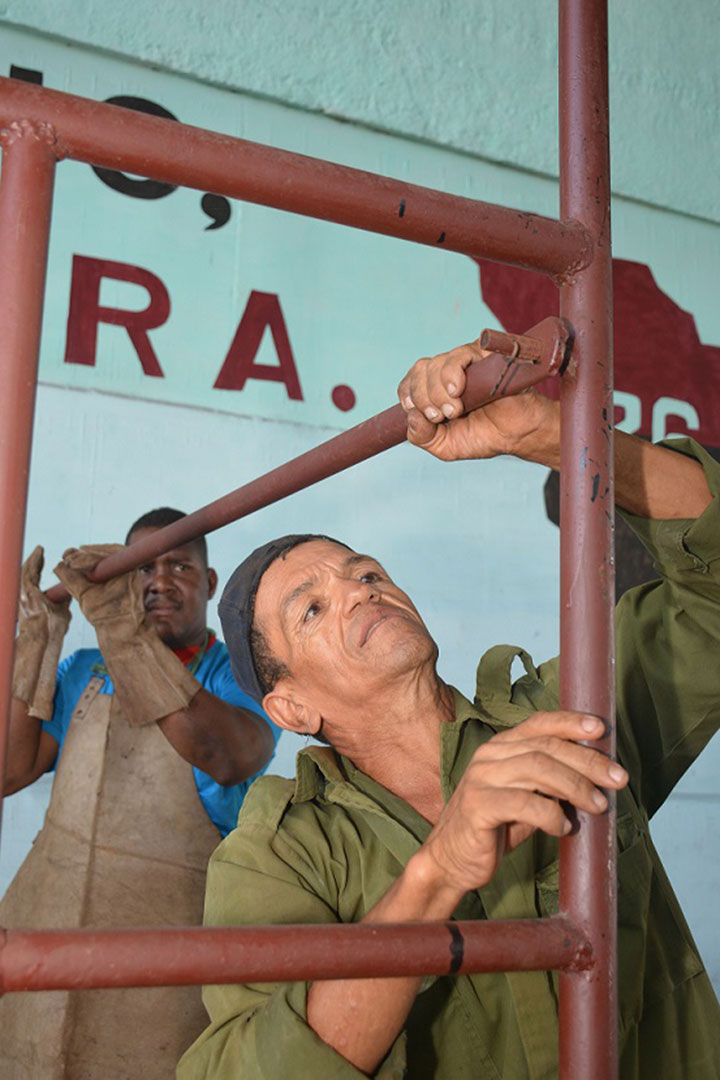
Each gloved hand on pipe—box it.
[12,545,71,720]
[54,545,200,728]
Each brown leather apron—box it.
[0,677,221,1079]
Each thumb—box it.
[61,543,125,574]
[53,557,91,601]
[406,408,442,449]
[22,545,45,589]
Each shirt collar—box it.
[290,685,492,806]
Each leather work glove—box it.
[55,544,200,728]
[12,545,72,719]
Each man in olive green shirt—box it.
[179,340,720,1078]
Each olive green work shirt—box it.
[179,439,720,1080]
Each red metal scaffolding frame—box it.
[0,0,616,1075]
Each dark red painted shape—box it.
[474,256,720,445]
[331,384,356,412]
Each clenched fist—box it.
[398,340,561,467]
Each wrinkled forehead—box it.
[254,538,380,627]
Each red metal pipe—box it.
[45,315,571,601]
[0,78,591,280]
[557,1,616,1078]
[0,917,592,992]
[0,122,57,840]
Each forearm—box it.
[613,430,711,519]
[306,851,462,1075]
[5,699,44,794]
[523,403,711,520]
[157,688,275,785]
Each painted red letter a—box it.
[214,291,303,400]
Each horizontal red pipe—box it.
[0,78,590,279]
[0,917,592,992]
[45,316,571,602]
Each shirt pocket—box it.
[534,811,703,1037]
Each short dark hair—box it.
[250,624,290,696]
[125,507,208,567]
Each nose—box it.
[146,563,176,594]
[342,578,379,616]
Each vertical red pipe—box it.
[557,1,616,1078]
[0,121,57,842]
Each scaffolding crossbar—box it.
[0,918,592,993]
[0,78,591,280]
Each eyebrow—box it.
[139,547,199,565]
[345,553,371,567]
[279,553,377,620]
[281,580,315,620]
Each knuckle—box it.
[526,749,547,771]
[514,790,534,816]
[568,771,589,796]
[531,736,554,754]
[582,746,608,775]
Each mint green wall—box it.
[2,0,718,222]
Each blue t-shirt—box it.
[41,640,280,837]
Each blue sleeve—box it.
[193,643,282,836]
[199,646,281,748]
[40,652,78,752]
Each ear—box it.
[262,689,323,736]
[206,568,218,599]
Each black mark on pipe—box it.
[446,922,464,975]
[398,199,406,218]
[490,358,516,398]
[9,65,43,84]
[436,231,446,244]
[591,473,600,501]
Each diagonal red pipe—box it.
[46,316,571,602]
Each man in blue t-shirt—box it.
[6,506,279,835]
[0,507,280,1077]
